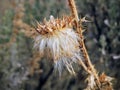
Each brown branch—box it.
[68,0,79,21]
[68,0,101,89]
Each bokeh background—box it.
[0,0,120,90]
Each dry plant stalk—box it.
[0,0,36,49]
[0,1,41,74]
[12,1,41,75]
[68,0,113,90]
[68,0,100,85]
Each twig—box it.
[68,0,79,21]
[68,0,101,89]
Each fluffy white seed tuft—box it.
[34,28,82,74]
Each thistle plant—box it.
[68,0,113,89]
[0,0,113,90]
[30,0,113,89]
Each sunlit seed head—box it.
[34,16,82,75]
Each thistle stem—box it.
[68,0,101,89]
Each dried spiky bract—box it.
[34,16,82,74]
[85,74,97,90]
[99,73,113,90]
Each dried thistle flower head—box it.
[34,15,82,75]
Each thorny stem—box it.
[77,58,91,74]
[68,0,101,89]
[68,0,79,21]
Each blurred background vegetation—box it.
[0,0,120,90]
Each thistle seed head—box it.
[34,16,82,74]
